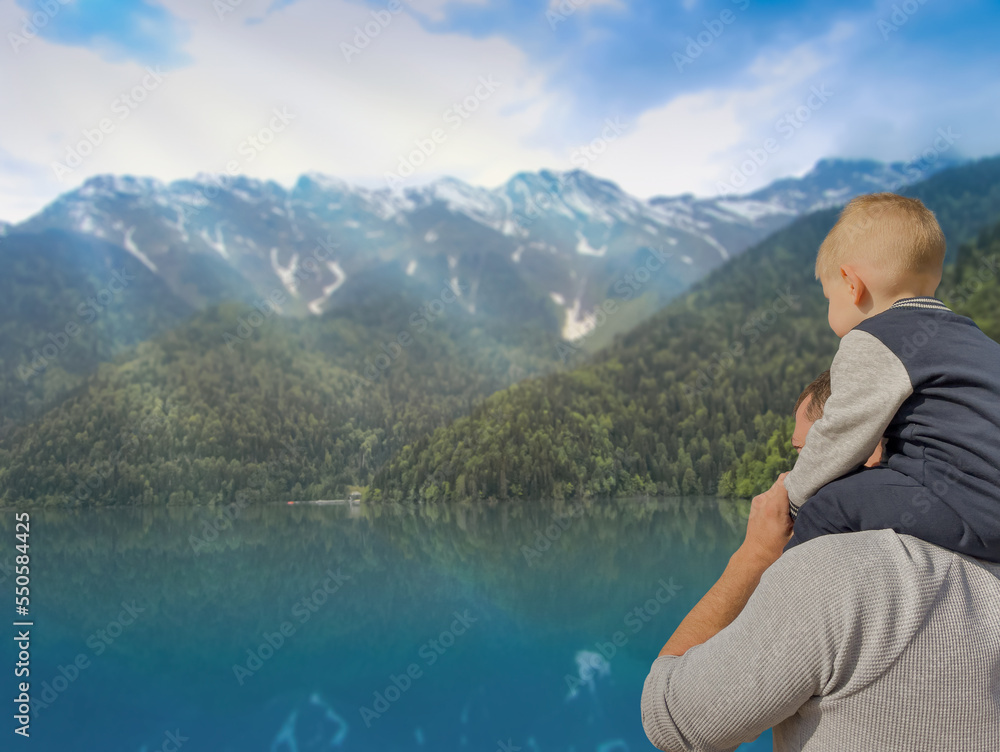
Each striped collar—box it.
[890,296,951,311]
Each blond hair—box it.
[815,193,946,283]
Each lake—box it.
[0,497,774,751]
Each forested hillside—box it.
[371,157,1000,502]
[0,231,194,428]
[0,298,561,505]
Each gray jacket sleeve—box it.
[639,565,826,752]
[784,329,913,511]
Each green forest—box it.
[3,157,1000,506]
[0,295,562,505]
[372,158,1000,502]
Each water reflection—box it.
[0,497,772,751]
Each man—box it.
[791,370,882,468]
[640,377,1000,751]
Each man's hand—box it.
[657,473,797,657]
[740,473,795,570]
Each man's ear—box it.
[840,265,867,305]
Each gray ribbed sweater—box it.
[640,530,1000,751]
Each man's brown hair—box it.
[815,193,946,284]
[794,370,831,421]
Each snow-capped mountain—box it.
[10,158,957,342]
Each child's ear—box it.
[840,265,866,305]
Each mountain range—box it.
[2,155,991,506]
[11,157,952,335]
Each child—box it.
[781,192,1000,562]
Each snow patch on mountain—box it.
[715,199,795,223]
[426,178,505,231]
[700,232,730,261]
[271,248,301,297]
[199,224,229,259]
[307,261,346,315]
[562,297,597,341]
[122,226,158,272]
[575,231,607,257]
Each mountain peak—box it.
[297,172,353,195]
[77,174,166,198]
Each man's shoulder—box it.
[761,531,1000,686]
[778,528,949,564]
[769,530,1000,594]
[769,531,954,597]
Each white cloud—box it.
[2,0,999,222]
[582,34,842,198]
[0,0,554,220]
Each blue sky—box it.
[2,0,999,220]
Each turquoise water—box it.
[0,498,773,751]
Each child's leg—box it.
[784,466,999,562]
